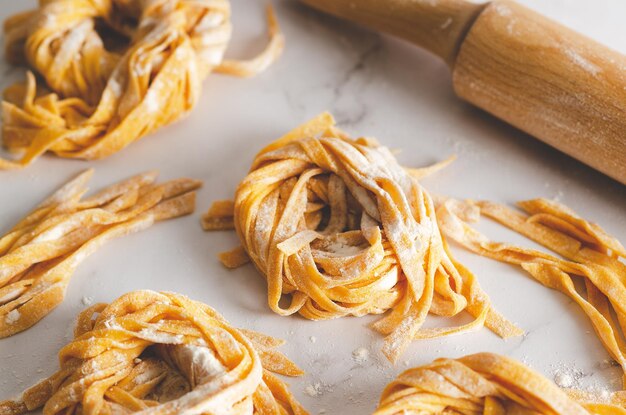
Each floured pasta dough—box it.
[0,290,307,415]
[1,0,284,168]
[374,352,626,414]
[437,197,626,388]
[203,112,522,362]
[0,169,200,338]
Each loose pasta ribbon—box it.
[203,113,522,362]
[374,353,626,414]
[1,0,284,168]
[0,290,308,415]
[437,197,626,387]
[0,169,200,338]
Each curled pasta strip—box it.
[0,290,308,415]
[374,353,626,415]
[437,198,626,387]
[0,169,201,338]
[203,113,521,362]
[1,0,284,168]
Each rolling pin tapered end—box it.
[299,0,488,65]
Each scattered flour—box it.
[5,309,20,325]
[108,79,123,98]
[143,90,160,113]
[309,336,317,344]
[304,382,323,397]
[352,347,370,364]
[551,364,583,389]
[554,371,575,388]
[82,296,94,306]
[565,49,601,76]
[104,317,122,330]
[133,371,154,385]
[599,388,611,401]
[35,224,66,242]
[325,241,363,256]
[493,3,512,16]
[551,360,619,400]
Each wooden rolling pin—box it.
[299,0,626,184]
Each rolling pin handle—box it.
[299,0,490,65]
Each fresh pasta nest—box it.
[374,353,626,415]
[203,113,522,362]
[1,0,284,168]
[0,169,200,338]
[0,290,308,415]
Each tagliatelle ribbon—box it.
[437,197,626,387]
[0,290,308,415]
[0,169,201,338]
[1,0,284,168]
[202,112,522,362]
[374,353,626,415]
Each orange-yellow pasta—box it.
[374,353,626,415]
[0,169,200,338]
[0,290,308,415]
[203,113,522,362]
[437,197,626,387]
[1,0,284,168]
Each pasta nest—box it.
[210,113,521,362]
[1,0,283,168]
[374,353,626,415]
[0,290,307,415]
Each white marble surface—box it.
[1,1,625,413]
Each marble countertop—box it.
[1,1,625,413]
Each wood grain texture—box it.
[299,0,487,65]
[453,0,626,184]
